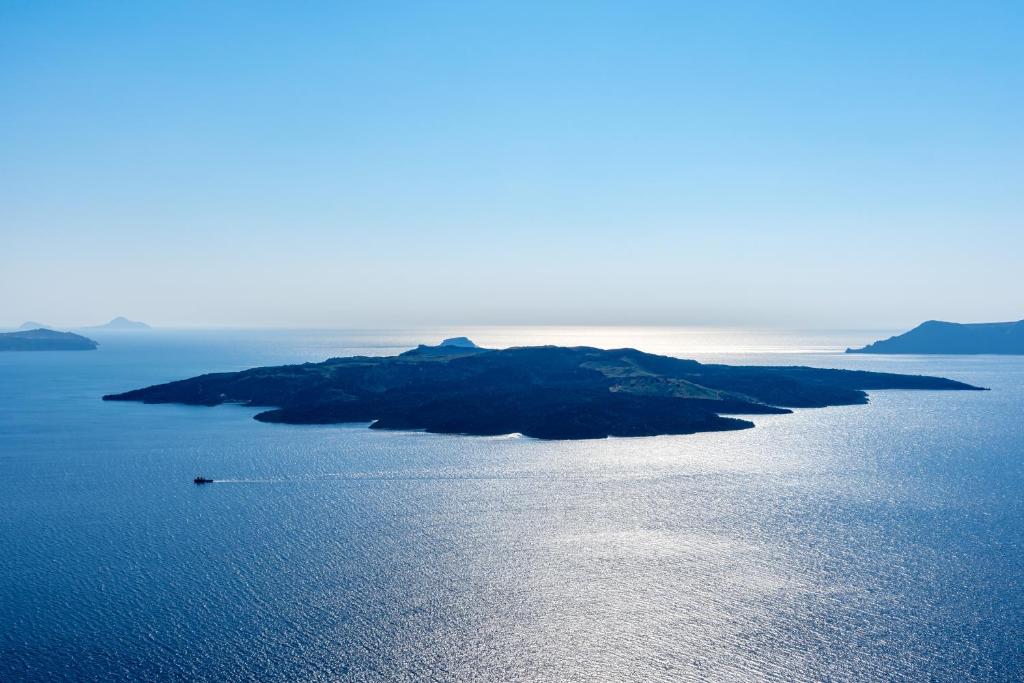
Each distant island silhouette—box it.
[18,321,54,331]
[104,339,984,440]
[0,328,98,351]
[848,320,1024,355]
[11,317,152,332]
[439,336,478,348]
[83,317,151,331]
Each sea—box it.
[1,327,1021,682]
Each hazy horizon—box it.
[4,318,1015,335]
[3,2,1021,329]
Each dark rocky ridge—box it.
[849,320,1024,355]
[103,341,985,440]
[0,328,99,351]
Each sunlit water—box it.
[1,328,1021,681]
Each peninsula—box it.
[104,341,984,440]
[848,320,1024,355]
[0,328,99,351]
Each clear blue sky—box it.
[2,1,1021,328]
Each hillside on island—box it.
[104,340,984,440]
[0,328,98,351]
[849,320,1024,355]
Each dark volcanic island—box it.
[103,340,986,440]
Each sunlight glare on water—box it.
[0,327,1021,681]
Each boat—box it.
[193,476,214,484]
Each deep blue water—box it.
[1,328,1022,681]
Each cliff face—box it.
[849,320,1024,355]
[103,342,984,440]
[0,329,99,351]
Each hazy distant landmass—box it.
[0,329,99,351]
[848,320,1024,355]
[18,321,54,331]
[104,340,983,439]
[439,336,479,348]
[83,317,151,331]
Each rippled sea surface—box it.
[1,327,1022,681]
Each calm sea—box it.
[1,327,1021,682]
